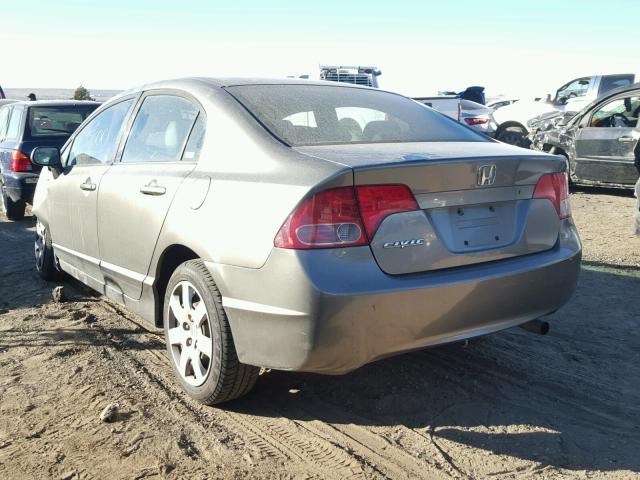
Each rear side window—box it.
[121,95,199,163]
[0,106,10,139]
[5,107,23,140]
[27,106,96,138]
[68,99,135,166]
[599,75,634,95]
[182,114,206,161]
[227,84,484,146]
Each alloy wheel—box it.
[167,281,213,387]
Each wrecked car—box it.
[529,83,640,189]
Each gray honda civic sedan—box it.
[31,78,581,404]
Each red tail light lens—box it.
[533,172,571,219]
[355,185,418,239]
[274,187,367,249]
[10,151,32,172]
[275,184,419,249]
[464,117,489,126]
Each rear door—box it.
[574,95,640,186]
[46,98,136,282]
[96,92,204,300]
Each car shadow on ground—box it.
[229,266,640,474]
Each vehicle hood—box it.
[492,100,562,126]
[294,141,554,169]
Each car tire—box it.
[163,259,259,405]
[34,219,62,281]
[496,125,531,148]
[1,187,25,221]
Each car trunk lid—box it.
[295,142,566,274]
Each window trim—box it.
[64,94,140,168]
[114,89,206,166]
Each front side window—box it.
[27,106,97,139]
[590,96,640,128]
[227,85,484,146]
[555,77,590,103]
[120,95,199,163]
[68,99,134,166]
[5,107,23,140]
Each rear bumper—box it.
[208,219,581,374]
[2,172,38,203]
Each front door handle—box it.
[618,136,636,143]
[80,178,96,191]
[140,180,166,196]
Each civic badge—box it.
[477,164,497,186]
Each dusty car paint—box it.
[33,78,581,376]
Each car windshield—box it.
[226,84,486,146]
[27,105,97,138]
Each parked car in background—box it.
[413,97,498,136]
[414,95,461,121]
[32,78,580,405]
[493,74,636,147]
[0,100,99,219]
[487,98,519,110]
[529,82,640,189]
[460,99,498,136]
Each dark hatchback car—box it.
[529,83,640,189]
[0,100,99,219]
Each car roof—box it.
[114,76,380,98]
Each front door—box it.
[48,98,136,285]
[574,95,640,186]
[97,93,204,300]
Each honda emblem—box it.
[477,164,497,186]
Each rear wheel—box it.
[1,185,25,221]
[164,260,259,405]
[496,125,531,148]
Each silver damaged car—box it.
[31,78,582,404]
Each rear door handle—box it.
[618,136,636,143]
[80,179,96,191]
[140,181,166,196]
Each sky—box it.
[1,0,639,98]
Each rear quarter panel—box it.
[150,87,349,278]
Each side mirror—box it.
[31,146,62,169]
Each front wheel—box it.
[496,125,531,148]
[164,260,259,405]
[35,220,61,281]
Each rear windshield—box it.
[226,84,486,146]
[27,105,97,139]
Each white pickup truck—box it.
[493,73,635,146]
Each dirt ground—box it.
[1,188,639,480]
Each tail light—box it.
[10,151,32,172]
[274,185,418,249]
[464,117,489,126]
[533,172,571,219]
[355,185,418,239]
